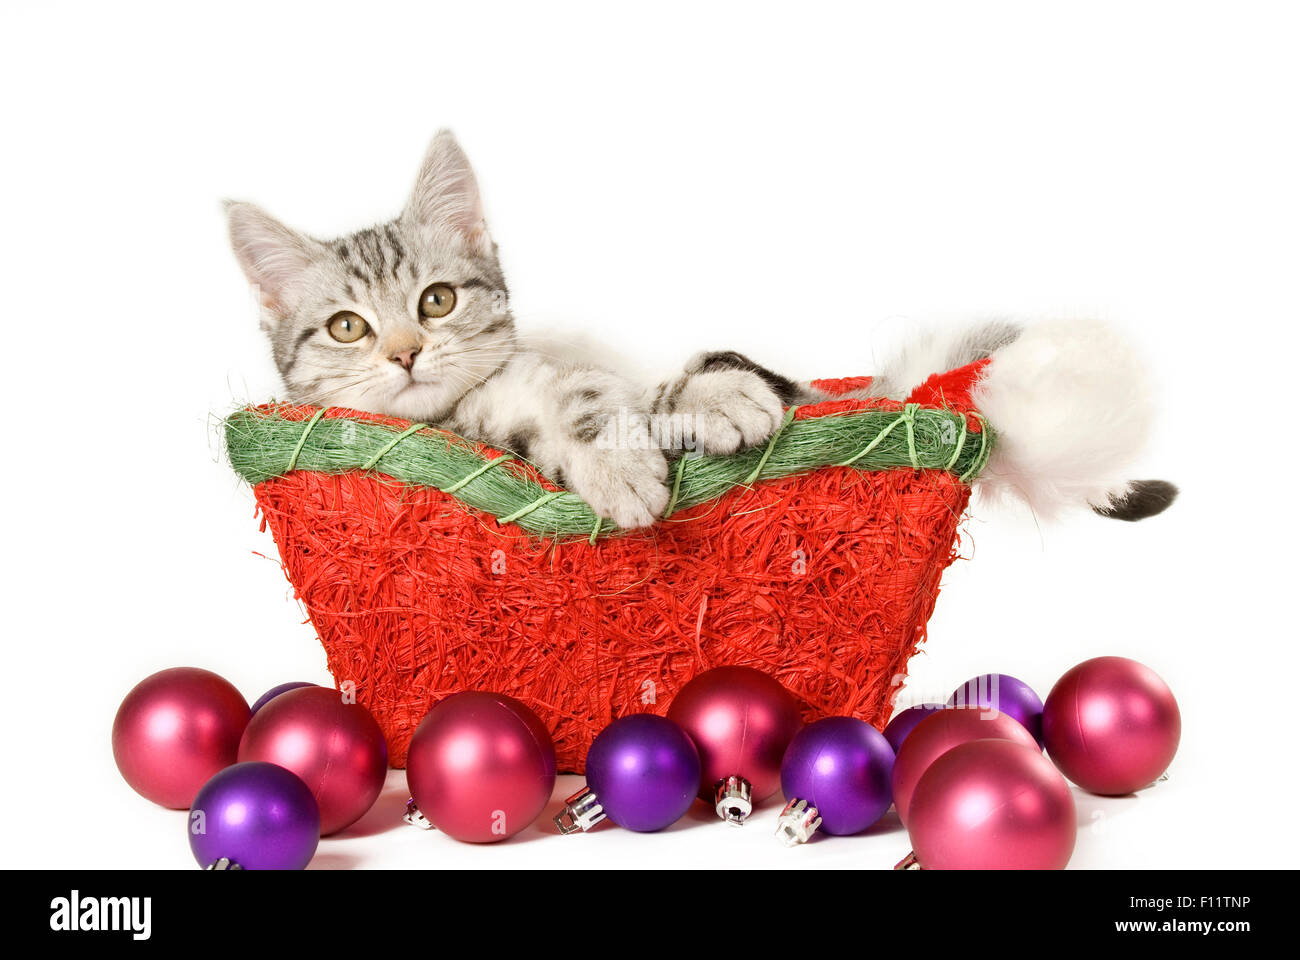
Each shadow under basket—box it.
[223,363,993,772]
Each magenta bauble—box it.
[907,739,1076,870]
[112,667,250,809]
[890,706,1039,825]
[667,666,803,819]
[1042,656,1180,795]
[238,686,388,835]
[405,692,556,843]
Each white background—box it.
[2,1,1296,869]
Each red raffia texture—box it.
[249,363,987,771]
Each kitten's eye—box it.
[327,311,369,343]
[418,283,456,319]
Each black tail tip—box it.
[1093,480,1179,522]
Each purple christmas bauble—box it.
[586,715,701,832]
[780,717,895,835]
[948,674,1044,747]
[249,681,318,717]
[188,762,320,870]
[882,702,947,753]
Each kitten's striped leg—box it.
[653,351,817,456]
[479,358,671,529]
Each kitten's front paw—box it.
[565,447,670,529]
[677,369,785,456]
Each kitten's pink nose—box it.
[389,347,421,371]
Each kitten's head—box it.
[226,130,514,421]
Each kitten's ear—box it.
[224,200,319,317]
[404,129,491,256]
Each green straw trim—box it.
[225,403,994,539]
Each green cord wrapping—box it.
[958,414,990,484]
[835,404,914,468]
[225,403,994,539]
[744,406,798,486]
[665,451,691,517]
[496,490,566,525]
[944,414,969,471]
[443,453,514,493]
[360,422,428,471]
[284,408,326,472]
[901,404,920,468]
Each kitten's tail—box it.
[867,319,1177,522]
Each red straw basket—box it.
[225,361,991,771]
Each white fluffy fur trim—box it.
[971,320,1154,518]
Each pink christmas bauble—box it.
[238,686,388,835]
[112,667,250,809]
[891,707,1040,825]
[908,739,1077,870]
[1042,656,1180,795]
[667,666,803,803]
[405,692,556,843]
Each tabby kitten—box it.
[227,130,1175,526]
[226,131,811,528]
